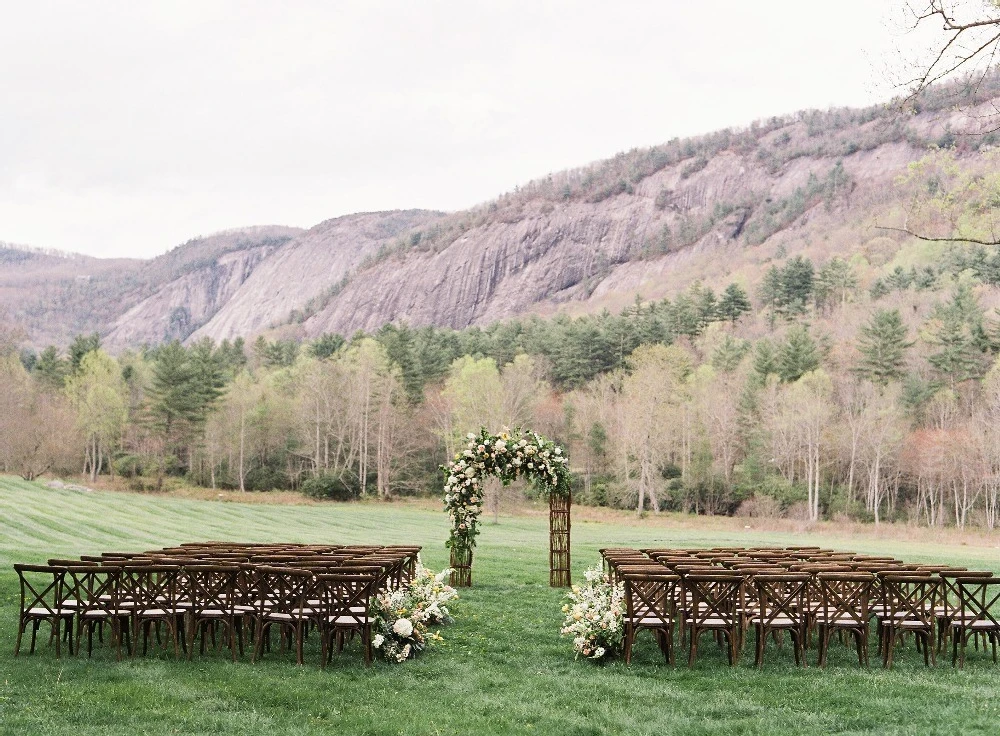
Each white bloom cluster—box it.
[559,564,624,661]
[370,558,458,663]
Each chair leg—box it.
[624,623,633,665]
[14,617,26,657]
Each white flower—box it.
[401,643,412,658]
[495,439,507,451]
[372,634,385,648]
[594,646,606,659]
[467,433,476,439]
[555,447,562,455]
[393,618,414,637]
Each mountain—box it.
[6,78,1000,351]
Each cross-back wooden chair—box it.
[684,573,745,667]
[621,569,681,665]
[13,564,73,658]
[815,572,873,667]
[251,565,317,665]
[752,573,810,667]
[951,576,1000,668]
[185,564,243,661]
[317,571,377,666]
[64,564,131,659]
[937,570,994,654]
[126,564,184,657]
[879,574,939,668]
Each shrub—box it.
[301,473,361,501]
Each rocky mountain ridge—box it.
[5,82,999,350]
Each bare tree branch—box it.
[874,222,1000,245]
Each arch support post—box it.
[549,491,571,587]
[449,544,473,587]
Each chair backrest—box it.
[14,564,65,617]
[622,571,680,626]
[64,565,125,615]
[254,565,314,615]
[954,577,1000,630]
[882,574,939,624]
[185,565,239,615]
[816,572,873,626]
[684,574,744,626]
[753,573,810,626]
[317,572,376,627]
[122,564,181,610]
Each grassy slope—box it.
[0,477,998,736]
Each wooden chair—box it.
[621,569,681,665]
[951,576,1000,668]
[879,574,938,668]
[251,566,317,665]
[751,573,810,667]
[815,572,873,667]
[13,564,73,658]
[318,572,377,666]
[126,564,184,657]
[185,565,243,661]
[64,565,131,659]
[684,574,745,666]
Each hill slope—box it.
[6,81,1000,349]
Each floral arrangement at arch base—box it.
[560,564,625,661]
[442,427,571,572]
[371,560,459,663]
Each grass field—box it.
[1,476,998,736]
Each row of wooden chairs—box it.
[13,542,421,666]
[601,547,999,669]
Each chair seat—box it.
[952,620,1000,631]
[134,608,184,617]
[627,615,673,626]
[882,618,932,629]
[754,616,800,627]
[27,607,75,617]
[329,615,372,625]
[686,617,739,627]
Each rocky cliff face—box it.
[189,210,444,343]
[103,245,276,349]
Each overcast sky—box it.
[0,1,934,259]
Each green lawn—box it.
[0,476,998,736]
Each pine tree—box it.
[711,335,750,372]
[780,256,815,315]
[33,346,68,389]
[757,266,783,327]
[778,325,820,382]
[814,257,857,312]
[752,339,778,384]
[854,309,912,386]
[717,282,752,322]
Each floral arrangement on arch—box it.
[442,427,571,552]
[371,560,458,663]
[560,564,625,661]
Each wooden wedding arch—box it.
[442,428,571,588]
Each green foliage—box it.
[777,325,820,382]
[32,345,68,389]
[717,282,752,322]
[301,473,362,501]
[854,309,912,385]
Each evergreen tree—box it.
[752,339,778,383]
[779,255,814,315]
[814,257,857,311]
[854,309,912,385]
[717,282,751,322]
[309,333,345,360]
[778,325,820,382]
[757,266,783,326]
[33,346,68,389]
[68,333,101,373]
[711,334,750,372]
[927,310,984,386]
